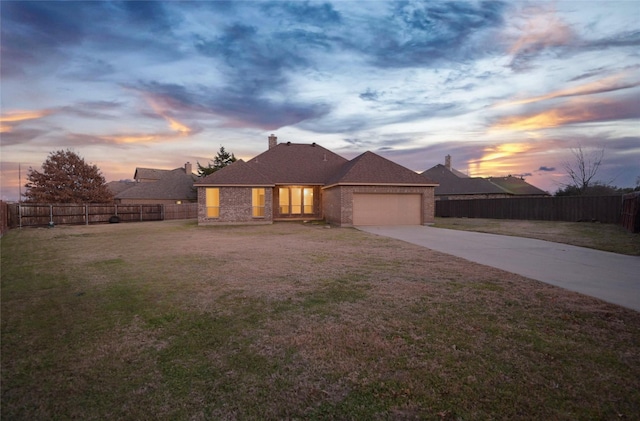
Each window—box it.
[252,188,265,217]
[303,188,313,214]
[278,186,314,216]
[291,187,302,214]
[279,187,289,213]
[206,188,219,218]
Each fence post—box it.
[49,204,54,226]
[85,204,89,225]
[18,203,22,228]
[162,204,165,221]
[140,205,143,222]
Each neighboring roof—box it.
[487,176,549,196]
[196,159,274,186]
[422,164,549,196]
[134,167,170,181]
[422,164,505,195]
[106,180,136,195]
[116,167,197,200]
[326,151,438,187]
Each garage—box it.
[352,193,422,225]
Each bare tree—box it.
[561,145,605,195]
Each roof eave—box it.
[323,182,438,189]
[196,183,275,187]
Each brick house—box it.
[196,136,438,226]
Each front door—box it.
[278,186,315,217]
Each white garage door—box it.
[353,194,421,225]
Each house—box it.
[422,155,548,200]
[196,135,438,226]
[113,163,197,204]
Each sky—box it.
[1,0,639,201]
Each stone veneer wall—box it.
[198,186,273,225]
[323,185,436,227]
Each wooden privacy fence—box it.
[436,196,623,224]
[621,192,640,233]
[5,203,198,228]
[0,201,8,237]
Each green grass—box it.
[2,221,639,420]
[434,217,640,255]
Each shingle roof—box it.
[487,176,549,196]
[134,167,170,181]
[422,164,506,195]
[198,143,349,185]
[106,180,136,195]
[196,143,435,188]
[248,143,349,184]
[116,167,197,200]
[196,160,274,186]
[327,151,438,186]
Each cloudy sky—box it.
[1,0,639,200]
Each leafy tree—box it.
[25,150,113,203]
[197,146,237,177]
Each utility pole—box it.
[18,163,22,203]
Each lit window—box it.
[206,188,219,218]
[303,188,313,214]
[252,188,265,217]
[291,187,302,214]
[278,186,314,215]
[279,187,289,213]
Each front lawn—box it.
[2,221,639,420]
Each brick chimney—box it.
[445,155,451,170]
[268,134,278,149]
[185,162,192,175]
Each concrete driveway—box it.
[358,225,640,312]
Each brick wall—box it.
[198,186,273,225]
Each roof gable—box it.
[328,151,437,186]
[134,167,170,181]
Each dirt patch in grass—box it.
[2,220,639,420]
[435,217,640,255]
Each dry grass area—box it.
[2,220,639,420]
[434,217,640,255]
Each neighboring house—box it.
[422,155,548,200]
[114,163,197,204]
[196,135,438,226]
